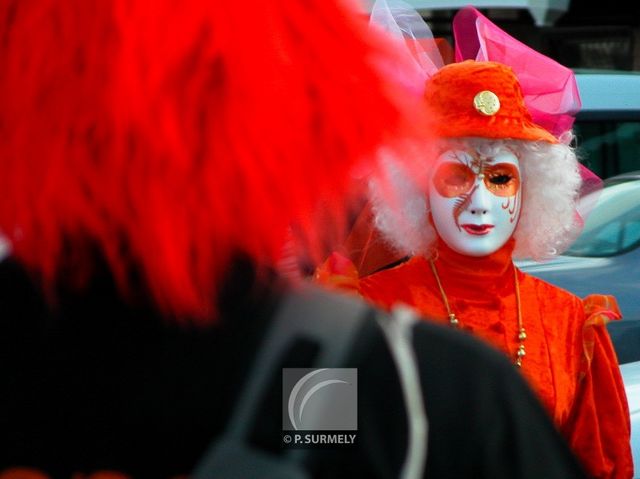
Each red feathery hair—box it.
[0,0,421,320]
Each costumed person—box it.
[316,3,633,478]
[0,1,590,478]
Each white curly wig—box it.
[370,136,583,261]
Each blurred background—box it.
[365,0,640,180]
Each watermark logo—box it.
[282,368,357,447]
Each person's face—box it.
[429,146,521,257]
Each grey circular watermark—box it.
[282,368,358,431]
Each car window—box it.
[565,180,640,257]
[574,121,640,179]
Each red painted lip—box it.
[461,224,494,235]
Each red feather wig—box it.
[0,0,424,321]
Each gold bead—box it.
[518,330,527,341]
[448,314,459,327]
[517,346,526,357]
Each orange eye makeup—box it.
[433,162,520,198]
[483,163,520,197]
[433,162,476,198]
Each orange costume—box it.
[355,238,632,478]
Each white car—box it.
[519,174,640,476]
[520,69,640,477]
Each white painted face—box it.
[429,146,522,257]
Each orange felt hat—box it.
[424,60,558,143]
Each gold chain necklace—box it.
[428,259,527,367]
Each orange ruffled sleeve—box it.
[562,294,633,479]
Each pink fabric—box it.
[453,6,580,138]
[452,6,602,224]
[576,164,604,226]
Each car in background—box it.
[517,173,640,323]
[573,70,640,179]
[518,69,640,327]
[520,70,640,477]
[518,173,640,475]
